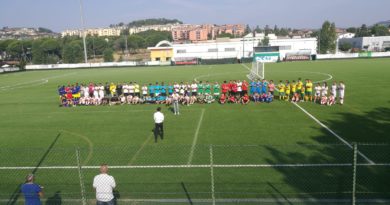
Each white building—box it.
[61,28,121,37]
[169,36,317,60]
[339,36,390,52]
[129,24,178,35]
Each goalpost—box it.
[248,61,265,80]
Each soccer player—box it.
[123,83,129,97]
[241,93,250,105]
[160,82,167,97]
[314,83,322,103]
[173,82,180,93]
[285,80,291,101]
[253,92,260,103]
[327,94,335,106]
[198,81,204,95]
[205,93,215,104]
[265,92,274,103]
[191,81,198,96]
[321,95,328,105]
[148,83,155,97]
[221,81,229,96]
[277,80,285,100]
[219,93,227,104]
[255,79,262,95]
[204,81,211,96]
[250,80,256,96]
[236,80,242,97]
[242,80,249,96]
[231,80,238,96]
[305,79,313,102]
[321,82,328,97]
[261,79,268,94]
[142,84,148,97]
[213,82,220,99]
[290,80,297,96]
[291,92,300,103]
[109,82,116,97]
[168,83,174,96]
[338,81,345,105]
[296,78,303,97]
[268,80,275,95]
[331,81,337,99]
[134,82,140,97]
[154,82,161,97]
[228,95,236,104]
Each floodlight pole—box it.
[79,0,88,63]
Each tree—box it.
[356,24,371,37]
[114,37,126,53]
[264,25,271,36]
[346,27,357,33]
[339,42,352,52]
[273,25,280,36]
[216,33,234,38]
[127,35,145,51]
[254,25,263,33]
[62,41,83,63]
[260,36,270,46]
[319,21,337,54]
[103,48,114,62]
[244,24,252,35]
[371,24,390,36]
[279,28,289,36]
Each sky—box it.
[1,0,389,32]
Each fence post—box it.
[352,143,357,205]
[76,147,87,205]
[209,145,216,205]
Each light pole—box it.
[79,0,88,63]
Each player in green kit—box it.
[198,81,204,95]
[213,82,220,100]
[204,81,211,95]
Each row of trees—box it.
[347,24,390,37]
[244,24,291,36]
[109,18,183,28]
[0,30,172,64]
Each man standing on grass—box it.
[21,174,44,205]
[153,107,165,142]
[172,91,180,115]
[93,164,116,205]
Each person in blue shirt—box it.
[250,81,256,95]
[148,83,155,97]
[160,82,167,97]
[266,92,274,103]
[154,82,161,96]
[261,79,268,94]
[21,174,43,205]
[256,79,262,94]
[168,83,174,95]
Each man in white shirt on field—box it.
[153,107,165,143]
[93,164,116,205]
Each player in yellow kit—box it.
[285,80,291,101]
[305,79,313,102]
[277,80,285,100]
[296,78,303,95]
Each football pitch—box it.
[0,58,389,204]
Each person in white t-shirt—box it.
[190,82,198,96]
[93,164,116,205]
[338,81,345,105]
[331,81,337,99]
[153,107,165,143]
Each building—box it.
[171,24,245,42]
[148,41,174,62]
[339,36,390,52]
[148,35,317,61]
[189,28,208,42]
[61,28,121,37]
[128,24,178,35]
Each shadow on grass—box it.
[263,107,390,204]
[7,132,61,205]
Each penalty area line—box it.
[187,108,205,165]
[292,102,375,165]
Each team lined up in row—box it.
[58,79,344,106]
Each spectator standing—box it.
[21,174,44,205]
[153,107,165,142]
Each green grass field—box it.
[0,58,389,204]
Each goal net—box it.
[247,61,265,81]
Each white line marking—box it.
[193,71,246,82]
[1,163,389,170]
[187,108,205,165]
[128,133,153,165]
[292,102,375,164]
[209,145,216,205]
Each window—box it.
[166,57,171,61]
[156,57,161,61]
[208,48,218,52]
[177,49,186,53]
[224,48,235,52]
[279,46,292,50]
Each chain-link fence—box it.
[0,144,389,205]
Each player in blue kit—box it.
[261,79,268,94]
[148,83,155,97]
[250,80,257,95]
[154,82,161,96]
[256,79,262,94]
[160,82,167,96]
[168,83,174,95]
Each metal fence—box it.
[0,144,389,205]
